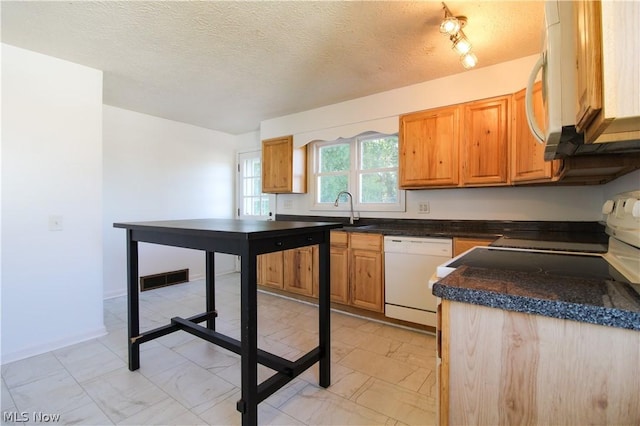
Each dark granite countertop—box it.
[433,265,640,331]
[275,215,608,244]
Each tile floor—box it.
[1,273,437,425]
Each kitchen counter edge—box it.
[432,265,640,331]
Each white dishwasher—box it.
[384,236,452,327]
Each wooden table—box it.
[113,219,342,426]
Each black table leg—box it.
[238,248,258,425]
[126,230,140,371]
[318,236,331,388]
[205,251,216,330]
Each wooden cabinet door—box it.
[349,233,383,312]
[330,245,349,304]
[258,251,283,289]
[574,0,603,135]
[461,96,510,186]
[283,247,314,296]
[511,84,562,183]
[350,239,384,313]
[329,231,349,304]
[399,106,460,188]
[261,135,306,193]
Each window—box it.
[236,150,272,219]
[312,133,405,212]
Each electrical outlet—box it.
[283,200,293,210]
[418,202,430,214]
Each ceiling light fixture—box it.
[440,2,478,69]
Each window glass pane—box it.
[360,171,398,203]
[252,160,261,177]
[260,199,270,215]
[319,144,350,172]
[318,175,348,203]
[361,137,398,170]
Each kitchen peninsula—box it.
[433,267,640,425]
[113,219,341,426]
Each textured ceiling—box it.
[1,1,544,135]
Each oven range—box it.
[435,190,640,288]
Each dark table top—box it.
[114,218,343,239]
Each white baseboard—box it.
[1,326,107,365]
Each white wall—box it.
[1,44,105,363]
[261,55,625,222]
[103,106,237,299]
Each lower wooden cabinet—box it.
[330,231,349,304]
[257,251,283,289]
[452,237,495,257]
[349,233,384,312]
[283,246,315,296]
[257,231,385,313]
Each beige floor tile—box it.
[332,326,373,347]
[1,352,65,389]
[172,338,239,370]
[355,333,403,357]
[53,340,125,383]
[269,328,319,353]
[396,367,431,393]
[146,362,236,412]
[2,274,439,426]
[10,370,95,416]
[81,368,168,423]
[1,378,16,413]
[388,342,437,370]
[137,345,191,378]
[339,348,419,385]
[117,397,204,425]
[194,389,240,425]
[58,401,114,425]
[279,384,391,425]
[418,369,437,397]
[352,378,436,426]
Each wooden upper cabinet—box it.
[461,96,510,186]
[511,83,563,183]
[574,0,640,144]
[261,135,307,193]
[399,106,460,188]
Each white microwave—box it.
[525,0,578,161]
[526,1,640,160]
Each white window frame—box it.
[310,133,405,213]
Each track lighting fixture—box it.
[440,2,478,69]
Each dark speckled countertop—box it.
[275,215,608,243]
[433,265,640,330]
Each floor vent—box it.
[140,269,189,291]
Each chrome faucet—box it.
[334,191,359,225]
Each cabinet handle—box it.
[275,241,283,247]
